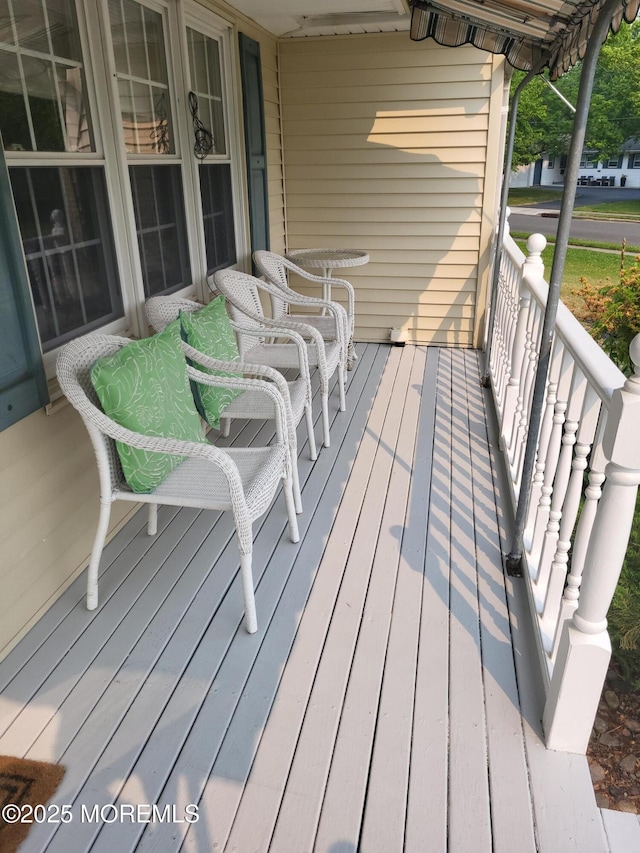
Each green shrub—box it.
[578,249,640,375]
[577,250,640,686]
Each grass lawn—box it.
[514,239,623,316]
[508,188,563,206]
[576,200,640,217]
[508,188,640,219]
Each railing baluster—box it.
[536,370,588,635]
[502,235,545,455]
[543,338,640,753]
[529,346,573,566]
[549,387,603,664]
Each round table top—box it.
[285,248,369,269]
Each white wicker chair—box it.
[253,249,357,369]
[214,268,345,449]
[146,294,317,513]
[56,333,300,634]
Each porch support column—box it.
[482,62,546,387]
[505,0,621,574]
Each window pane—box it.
[129,165,191,296]
[14,0,49,53]
[0,53,31,150]
[186,28,225,155]
[48,0,82,60]
[109,0,174,154]
[57,64,92,152]
[199,163,235,274]
[22,55,65,151]
[9,166,123,351]
[0,0,12,46]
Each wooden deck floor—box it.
[0,344,613,852]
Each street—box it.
[509,186,640,246]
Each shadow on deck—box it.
[0,344,610,852]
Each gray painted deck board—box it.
[600,808,640,852]
[0,344,608,853]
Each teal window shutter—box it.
[0,143,49,430]
[238,33,270,270]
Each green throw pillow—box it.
[179,295,242,429]
[91,323,206,493]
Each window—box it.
[108,0,193,295]
[583,154,598,169]
[607,156,622,169]
[129,164,191,295]
[1,0,243,401]
[185,22,236,274]
[10,166,122,350]
[0,0,94,153]
[630,153,640,169]
[1,0,124,352]
[547,156,555,169]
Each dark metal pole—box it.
[505,0,621,574]
[481,62,546,386]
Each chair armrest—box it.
[182,342,293,410]
[85,399,249,504]
[229,321,312,382]
[187,365,289,444]
[282,269,355,334]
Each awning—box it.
[410,0,639,78]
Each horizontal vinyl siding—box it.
[0,406,134,658]
[280,33,501,345]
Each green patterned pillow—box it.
[90,323,206,493]
[179,295,242,430]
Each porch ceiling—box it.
[227,0,411,37]
[227,0,638,79]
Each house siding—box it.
[0,0,283,661]
[279,34,504,346]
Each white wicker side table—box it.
[285,248,369,304]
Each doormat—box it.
[0,756,65,853]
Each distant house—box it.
[510,139,640,187]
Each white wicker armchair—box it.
[214,268,345,449]
[146,295,318,513]
[253,250,356,369]
[56,333,300,634]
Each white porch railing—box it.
[487,216,640,753]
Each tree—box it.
[510,19,640,168]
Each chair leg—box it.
[86,498,112,611]
[347,340,358,370]
[321,391,330,448]
[147,503,158,536]
[239,551,257,634]
[339,367,347,412]
[284,476,300,544]
[220,417,231,438]
[291,447,303,514]
[305,403,318,461]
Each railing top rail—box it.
[501,229,526,268]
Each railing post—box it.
[543,335,640,753]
